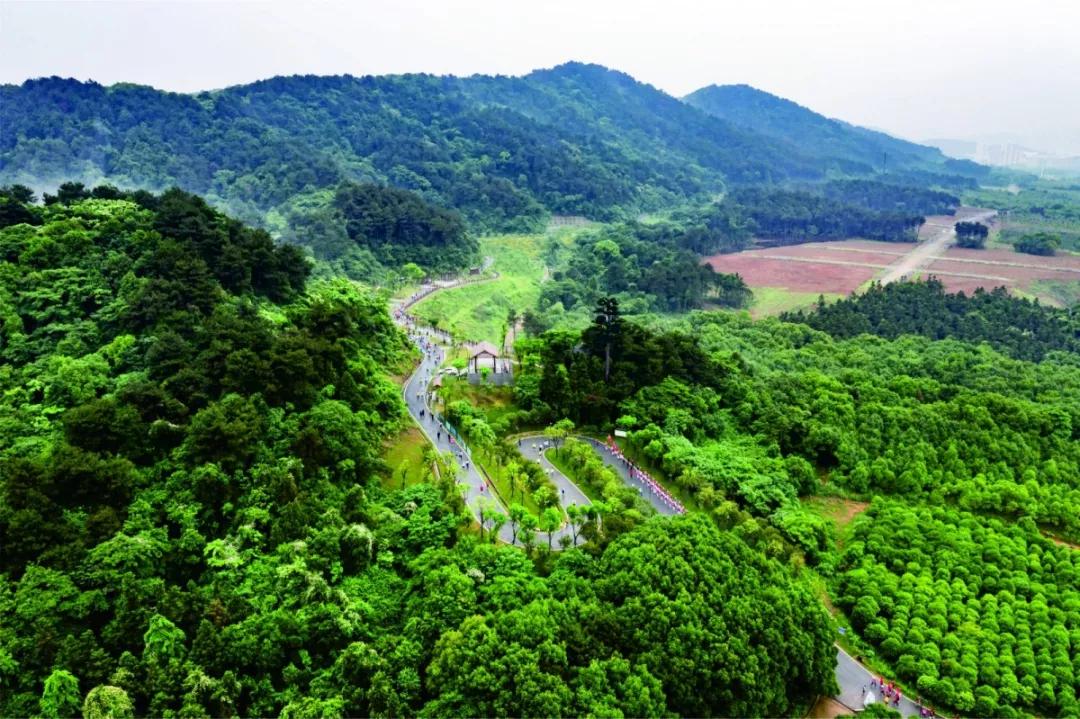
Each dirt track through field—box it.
[822,244,1080,274]
[752,254,1013,282]
[877,209,997,285]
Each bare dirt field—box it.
[705,240,907,295]
[704,206,1079,311]
[925,247,1080,299]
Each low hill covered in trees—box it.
[782,279,1080,361]
[0,188,838,717]
[684,83,987,188]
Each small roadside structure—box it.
[466,341,513,385]
[468,342,501,373]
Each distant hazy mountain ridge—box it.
[1,62,981,231]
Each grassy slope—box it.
[749,287,845,317]
[380,426,431,491]
[412,234,547,344]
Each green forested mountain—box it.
[1,63,977,235]
[0,188,838,717]
[683,83,988,185]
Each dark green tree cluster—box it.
[0,189,839,717]
[333,183,475,273]
[1014,231,1061,256]
[669,200,756,254]
[0,184,42,228]
[820,179,959,216]
[539,223,752,314]
[782,279,1080,361]
[836,500,1079,717]
[287,182,478,278]
[720,187,926,243]
[954,220,989,249]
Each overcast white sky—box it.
[2,0,1078,154]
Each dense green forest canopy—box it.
[285,182,478,279]
[0,189,839,717]
[1,64,979,235]
[719,187,927,243]
[515,301,1080,549]
[782,279,1080,362]
[837,500,1079,717]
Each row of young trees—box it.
[836,500,1079,717]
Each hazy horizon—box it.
[3,0,1078,155]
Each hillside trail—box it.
[396,260,933,714]
[876,208,996,285]
[394,261,592,549]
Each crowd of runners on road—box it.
[396,281,938,718]
[602,438,686,513]
[863,675,941,718]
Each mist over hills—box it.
[0,61,982,231]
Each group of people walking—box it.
[602,437,686,513]
[864,676,939,717]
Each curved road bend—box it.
[515,434,592,510]
[395,274,925,713]
[399,325,586,547]
[571,436,681,517]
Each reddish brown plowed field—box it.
[706,238,1080,306]
[706,256,879,294]
[928,276,1017,295]
[925,249,1080,298]
[928,259,1079,283]
[940,247,1080,270]
[821,239,918,253]
[705,240,910,294]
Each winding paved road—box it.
[516,435,592,509]
[397,323,589,547]
[394,270,939,717]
